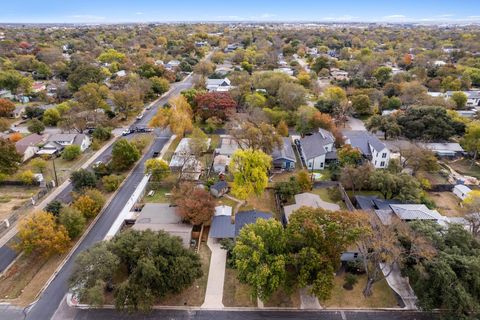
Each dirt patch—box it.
[242,190,278,216]
[223,268,257,307]
[0,186,38,221]
[427,192,466,217]
[322,274,399,308]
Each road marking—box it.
[340,310,347,320]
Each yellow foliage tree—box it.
[149,95,193,136]
[16,211,70,257]
[73,189,105,219]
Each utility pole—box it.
[52,156,59,187]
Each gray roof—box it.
[209,215,235,238]
[421,143,464,153]
[299,129,334,160]
[234,210,272,237]
[390,204,443,221]
[284,192,340,222]
[73,134,87,146]
[355,196,401,211]
[343,130,386,155]
[271,138,296,162]
[211,180,228,191]
[47,133,77,143]
[15,134,46,154]
[446,90,480,99]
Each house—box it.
[215,136,243,158]
[165,60,181,70]
[453,184,472,201]
[132,203,193,248]
[210,180,229,198]
[420,142,465,158]
[115,70,126,77]
[15,134,47,162]
[330,68,349,80]
[169,138,211,170]
[38,133,91,155]
[195,41,208,47]
[213,155,230,173]
[445,91,480,107]
[209,209,272,239]
[206,78,232,92]
[154,60,164,66]
[283,192,340,223]
[271,138,296,170]
[224,43,240,53]
[343,131,390,169]
[434,60,447,67]
[32,82,46,93]
[274,67,294,76]
[297,129,336,170]
[10,105,26,118]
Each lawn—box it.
[322,274,399,308]
[156,244,211,306]
[427,191,466,217]
[417,171,449,185]
[142,186,171,203]
[241,189,278,216]
[223,268,258,307]
[264,288,301,308]
[162,136,182,162]
[448,158,480,180]
[311,187,347,210]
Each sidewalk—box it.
[201,237,226,309]
[380,262,417,310]
[299,288,322,309]
[0,136,118,248]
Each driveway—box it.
[202,237,227,308]
[346,117,366,131]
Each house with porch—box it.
[271,137,296,171]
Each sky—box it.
[1,0,480,24]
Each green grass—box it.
[448,159,480,180]
[162,136,182,162]
[143,186,171,203]
[311,187,347,209]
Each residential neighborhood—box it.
[0,2,480,320]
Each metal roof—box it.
[343,130,387,155]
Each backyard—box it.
[0,185,39,221]
[427,191,466,217]
[448,158,480,180]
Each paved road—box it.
[25,76,195,320]
[71,309,439,320]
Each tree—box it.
[189,127,209,158]
[287,207,366,299]
[101,174,123,192]
[0,138,21,175]
[111,139,140,171]
[62,145,81,161]
[73,189,105,218]
[193,60,214,76]
[68,65,105,91]
[195,92,236,121]
[398,145,439,175]
[396,106,465,141]
[70,242,120,306]
[463,190,480,217]
[45,200,63,217]
[351,94,371,115]
[366,115,401,140]
[98,49,126,64]
[112,88,143,121]
[0,98,15,116]
[311,56,330,74]
[144,159,169,181]
[228,118,283,154]
[171,182,215,225]
[27,118,45,134]
[0,118,10,132]
[233,219,288,301]
[338,145,362,166]
[275,177,301,203]
[58,207,86,239]
[245,92,267,109]
[373,66,392,85]
[0,69,32,94]
[297,170,313,191]
[8,132,22,143]
[150,95,193,137]
[18,170,36,185]
[276,120,289,137]
[277,82,307,111]
[70,169,97,191]
[340,163,374,194]
[229,149,272,199]
[368,169,422,202]
[42,108,61,126]
[461,121,480,164]
[24,106,44,119]
[15,211,70,257]
[150,76,170,95]
[450,91,468,109]
[74,83,109,124]
[92,126,112,141]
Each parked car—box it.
[152,151,160,158]
[122,129,132,136]
[136,113,144,120]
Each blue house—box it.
[271,138,296,170]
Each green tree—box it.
[111,139,140,171]
[245,92,267,109]
[68,65,105,92]
[27,118,45,134]
[450,91,468,109]
[462,121,480,163]
[0,69,32,94]
[98,49,126,64]
[58,207,86,239]
[112,88,143,120]
[277,82,307,111]
[351,94,371,115]
[229,149,272,199]
[62,145,81,161]
[373,66,392,85]
[0,138,21,175]
[45,200,63,217]
[233,219,288,301]
[338,145,362,166]
[369,170,422,202]
[70,169,97,191]
[144,159,169,181]
[92,126,112,141]
[275,176,301,203]
[366,115,401,140]
[101,174,123,192]
[150,76,170,95]
[297,170,313,192]
[42,108,61,126]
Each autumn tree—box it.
[73,189,105,218]
[193,60,214,77]
[228,117,283,154]
[195,92,236,121]
[340,163,374,194]
[8,132,22,143]
[0,138,21,175]
[244,92,267,109]
[277,82,307,111]
[229,149,272,199]
[338,145,362,166]
[461,121,480,164]
[112,88,143,120]
[149,95,193,136]
[276,120,289,137]
[16,211,70,257]
[0,98,15,116]
[450,91,468,109]
[398,144,439,175]
[171,182,215,225]
[144,158,170,181]
[42,108,61,126]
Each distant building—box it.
[206,78,232,92]
[452,184,472,201]
[420,142,465,158]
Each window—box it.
[320,162,324,168]
[380,161,385,167]
[382,153,387,158]
[375,160,377,165]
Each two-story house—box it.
[343,131,390,169]
[297,129,337,170]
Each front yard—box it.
[223,268,258,307]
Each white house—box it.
[298,129,336,170]
[330,68,349,80]
[165,60,181,70]
[343,131,390,169]
[206,78,232,92]
[15,134,47,162]
[453,184,472,201]
[274,67,294,76]
[446,91,480,107]
[38,133,91,155]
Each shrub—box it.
[18,170,36,185]
[62,145,81,160]
[58,207,86,239]
[343,274,358,290]
[71,169,97,191]
[102,174,123,192]
[45,200,63,217]
[92,127,112,141]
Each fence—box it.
[313,181,355,211]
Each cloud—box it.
[215,13,277,21]
[69,14,106,22]
[383,14,406,19]
[135,12,144,15]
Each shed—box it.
[453,184,472,201]
[210,180,229,198]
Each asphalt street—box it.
[25,76,194,320]
[72,309,439,320]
